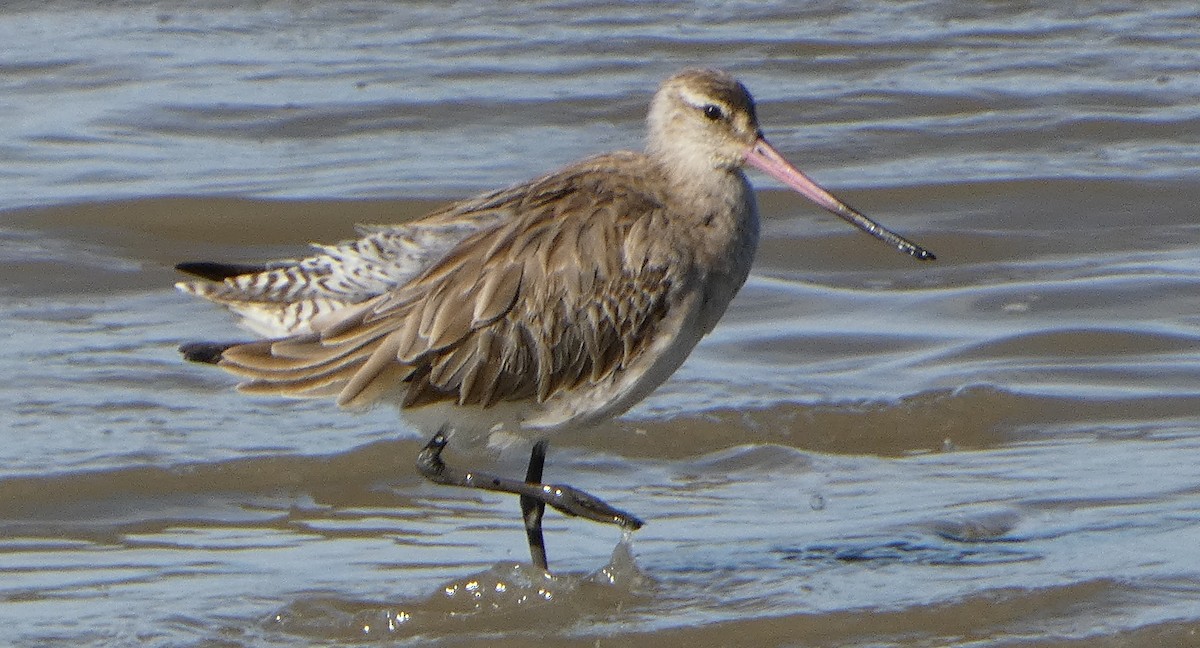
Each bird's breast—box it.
[671,171,760,333]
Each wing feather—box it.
[471,263,522,326]
[208,152,682,414]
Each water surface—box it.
[3,2,1200,646]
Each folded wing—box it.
[206,154,679,412]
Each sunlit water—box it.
[3,2,1200,646]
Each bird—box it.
[175,68,935,571]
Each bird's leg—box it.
[520,440,549,570]
[415,429,643,568]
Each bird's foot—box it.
[417,430,641,528]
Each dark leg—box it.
[521,440,549,570]
[416,429,643,569]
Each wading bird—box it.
[176,68,934,571]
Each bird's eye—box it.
[702,104,725,121]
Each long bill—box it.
[744,137,935,261]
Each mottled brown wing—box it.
[220,154,679,412]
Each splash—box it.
[269,538,652,641]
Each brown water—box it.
[3,2,1200,646]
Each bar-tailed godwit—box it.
[176,68,934,571]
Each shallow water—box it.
[3,2,1200,646]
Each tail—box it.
[175,261,269,281]
[178,340,247,364]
